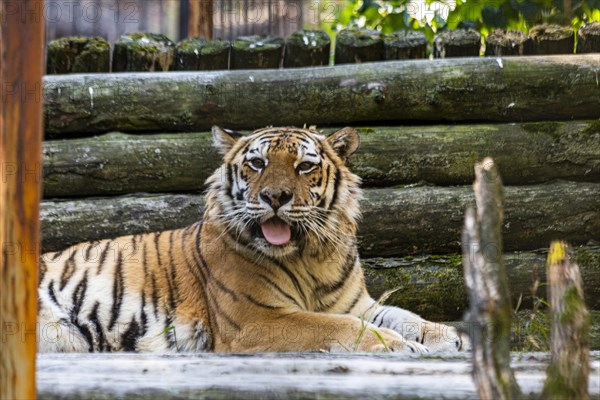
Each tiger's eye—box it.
[297,162,315,173]
[249,158,265,170]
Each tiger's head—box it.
[205,126,362,259]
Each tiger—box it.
[38,126,470,353]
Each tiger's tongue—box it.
[261,218,291,246]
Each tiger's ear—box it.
[326,127,360,161]
[212,126,242,155]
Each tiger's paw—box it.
[420,323,471,353]
[361,327,429,354]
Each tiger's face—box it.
[207,126,362,258]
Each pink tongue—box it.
[261,218,291,246]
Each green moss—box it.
[286,30,330,48]
[337,29,382,47]
[233,36,284,52]
[521,121,563,142]
[581,120,600,136]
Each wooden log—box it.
[577,21,600,53]
[434,29,481,58]
[283,30,330,68]
[230,35,284,69]
[39,182,600,257]
[542,241,590,400]
[462,158,520,400]
[363,246,600,321]
[46,36,110,74]
[40,121,600,197]
[112,33,175,72]
[334,29,383,64]
[174,37,230,70]
[43,55,600,134]
[188,0,213,40]
[0,1,44,398]
[484,29,532,56]
[383,30,428,60]
[529,24,575,55]
[35,352,600,399]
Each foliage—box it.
[326,0,600,41]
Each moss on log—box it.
[46,36,110,74]
[41,121,600,197]
[383,30,428,60]
[40,182,600,257]
[43,55,600,135]
[174,37,230,70]
[484,29,532,56]
[230,36,284,69]
[434,29,481,58]
[529,24,575,55]
[283,30,330,68]
[112,33,175,72]
[334,29,383,64]
[578,21,600,53]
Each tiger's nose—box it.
[260,188,293,210]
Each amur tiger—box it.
[38,126,469,353]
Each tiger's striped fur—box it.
[38,126,469,353]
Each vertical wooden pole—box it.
[1,1,45,399]
[462,158,520,400]
[542,241,590,400]
[188,0,214,39]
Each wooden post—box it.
[462,158,520,400]
[46,36,111,74]
[0,0,45,399]
[383,30,428,60]
[542,241,590,400]
[334,29,384,64]
[577,22,600,53]
[188,0,214,39]
[485,29,532,56]
[529,24,575,54]
[434,29,481,58]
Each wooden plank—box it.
[0,1,44,399]
[35,352,600,399]
[40,121,600,197]
[38,182,600,257]
[42,55,600,135]
[188,0,214,39]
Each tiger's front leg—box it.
[359,301,470,353]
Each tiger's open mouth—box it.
[250,217,300,246]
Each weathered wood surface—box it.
[174,37,230,71]
[284,30,330,68]
[543,241,590,400]
[383,30,428,60]
[112,33,175,72]
[578,22,600,53]
[46,36,110,74]
[529,24,575,55]
[0,1,45,398]
[434,29,481,58]
[462,158,520,399]
[230,36,284,69]
[485,29,531,56]
[41,121,600,197]
[334,29,384,64]
[39,182,600,257]
[43,55,600,135]
[36,352,600,400]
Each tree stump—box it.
[47,36,110,74]
[577,21,600,53]
[112,33,175,72]
[485,29,532,56]
[434,29,481,58]
[462,157,521,400]
[529,24,575,54]
[384,30,428,60]
[230,35,284,69]
[542,241,590,400]
[174,37,230,70]
[283,30,330,68]
[334,28,384,64]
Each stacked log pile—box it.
[41,26,600,345]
